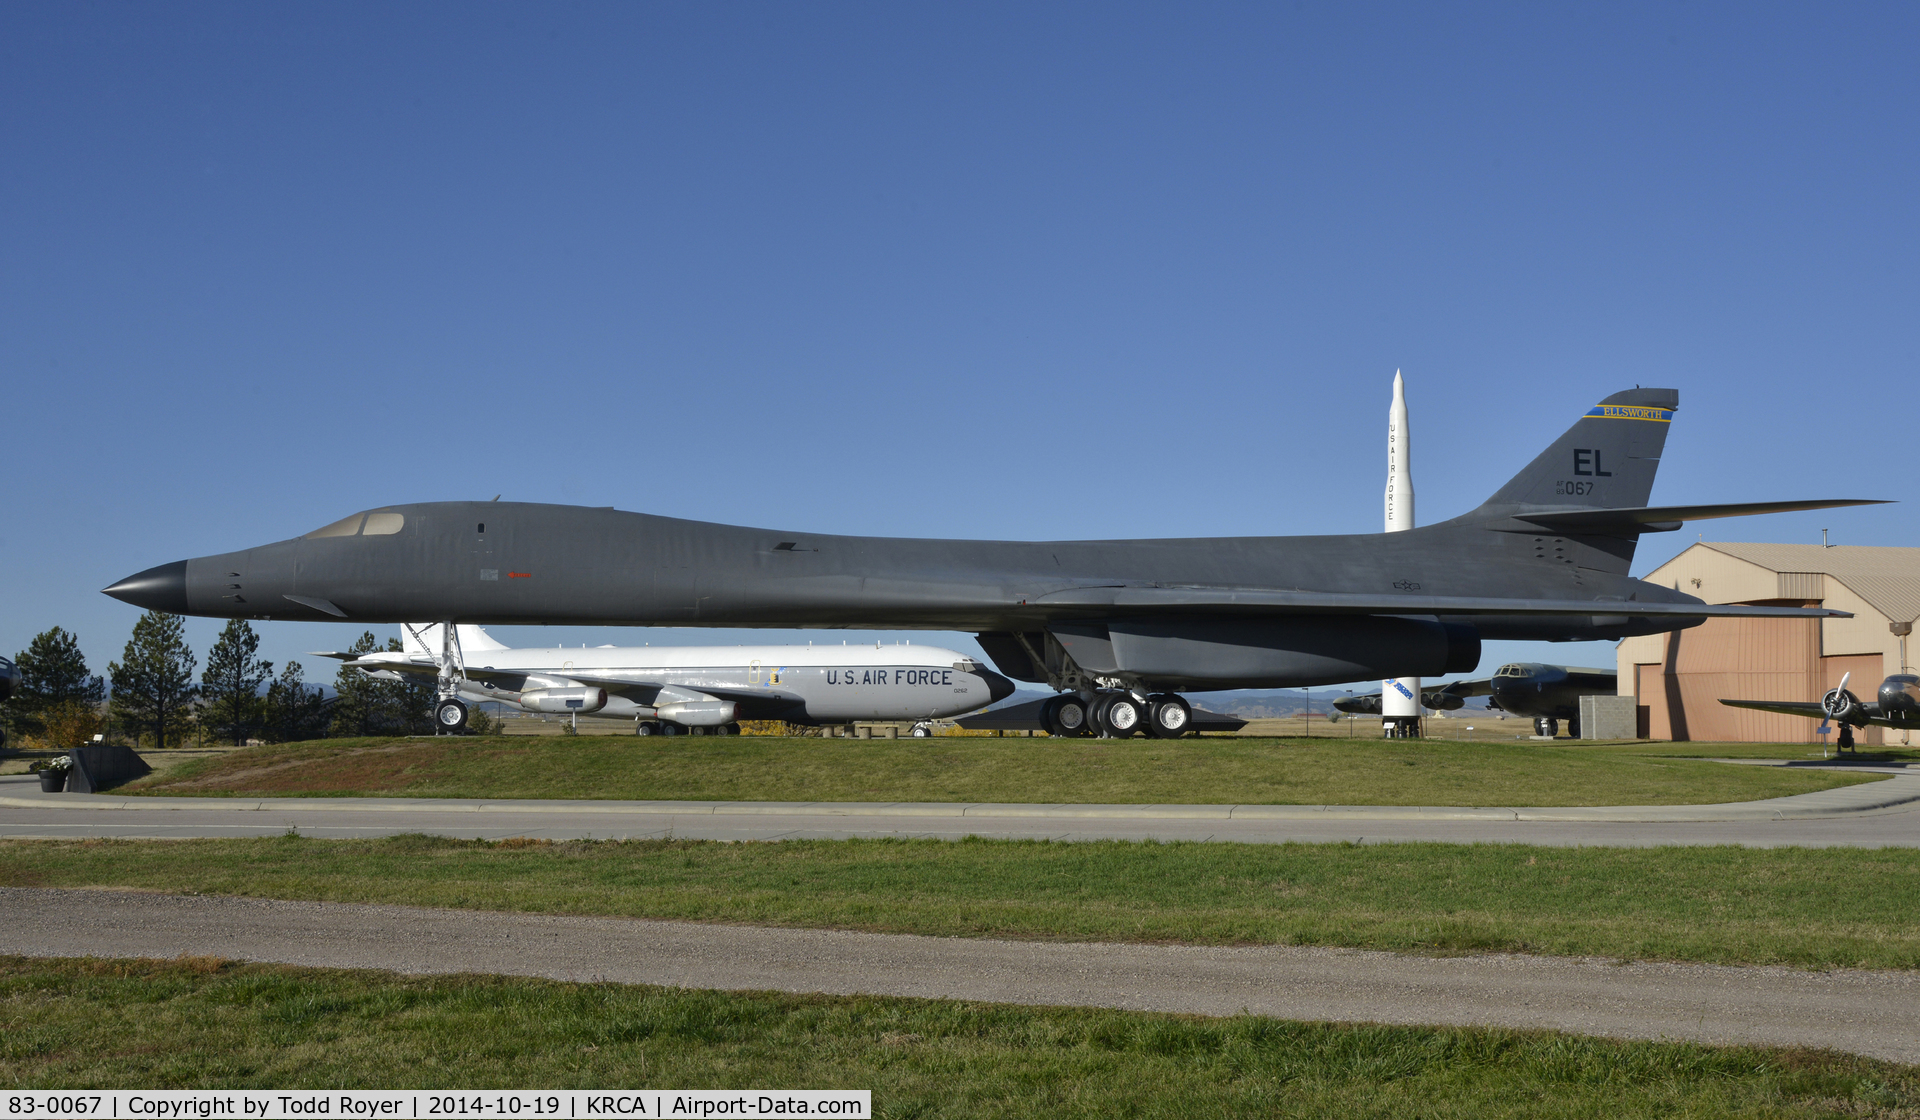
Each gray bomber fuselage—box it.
[107,388,1877,694]
[149,505,1694,638]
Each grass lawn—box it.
[9,835,1920,969]
[2,955,1911,1115]
[122,735,1891,806]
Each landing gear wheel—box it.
[1047,696,1089,737]
[1086,694,1112,737]
[1566,716,1581,740]
[1105,696,1143,737]
[1838,724,1855,751]
[1535,717,1558,738]
[723,722,742,736]
[1148,694,1192,738]
[910,724,932,738]
[635,721,659,736]
[435,698,469,732]
[659,722,681,737]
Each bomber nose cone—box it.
[103,560,190,613]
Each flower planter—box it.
[38,769,68,793]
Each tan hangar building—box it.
[1617,543,1920,744]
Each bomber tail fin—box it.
[1441,387,1679,578]
[1451,388,1885,577]
[1477,387,1679,514]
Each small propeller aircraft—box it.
[1719,671,1920,751]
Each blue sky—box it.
[4,2,1914,691]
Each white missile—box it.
[1383,370,1421,725]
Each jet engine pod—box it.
[519,686,609,714]
[655,700,738,727]
[1057,617,1481,691]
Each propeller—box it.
[1821,672,1861,724]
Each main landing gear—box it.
[1042,692,1193,738]
[635,721,742,737]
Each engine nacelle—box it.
[1052,617,1481,691]
[1822,686,1864,724]
[656,700,737,727]
[519,686,608,714]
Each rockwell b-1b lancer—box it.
[106,388,1884,739]
[323,623,1014,735]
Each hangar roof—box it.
[1698,542,1920,625]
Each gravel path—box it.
[4,888,1915,1064]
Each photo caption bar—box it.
[5,1093,869,1119]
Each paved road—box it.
[3,888,1914,1064]
[3,766,1918,847]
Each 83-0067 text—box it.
[6,1095,867,1120]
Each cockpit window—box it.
[304,511,405,538]
[305,513,364,539]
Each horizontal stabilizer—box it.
[1500,499,1888,534]
[1030,585,1852,619]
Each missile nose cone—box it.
[103,560,190,613]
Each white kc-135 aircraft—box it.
[319,624,1016,736]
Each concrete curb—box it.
[1,768,1914,825]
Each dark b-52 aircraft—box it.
[1721,671,1920,751]
[106,388,1882,738]
[1336,662,1618,738]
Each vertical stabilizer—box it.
[401,623,513,657]
[1478,388,1678,512]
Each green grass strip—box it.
[128,736,1890,806]
[9,836,1920,970]
[2,955,1913,1115]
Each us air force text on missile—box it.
[3,1093,868,1119]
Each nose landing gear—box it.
[435,698,469,732]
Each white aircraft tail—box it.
[401,623,512,658]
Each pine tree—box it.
[329,632,439,738]
[109,612,199,750]
[265,661,332,743]
[10,627,105,738]
[384,637,438,734]
[329,632,385,737]
[201,620,273,746]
